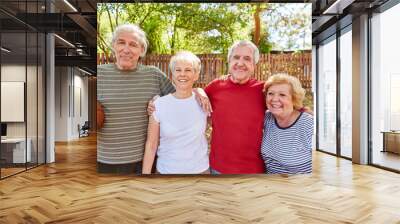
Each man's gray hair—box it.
[111,24,148,58]
[227,40,260,64]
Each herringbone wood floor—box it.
[1,135,400,224]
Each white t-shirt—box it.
[153,93,209,174]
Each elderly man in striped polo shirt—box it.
[97,24,210,174]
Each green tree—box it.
[261,3,312,51]
[97,3,311,54]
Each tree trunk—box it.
[97,11,108,54]
[253,5,261,46]
[171,15,178,54]
[106,5,114,32]
[115,4,120,27]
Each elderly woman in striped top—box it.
[261,74,314,174]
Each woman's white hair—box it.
[111,24,148,58]
[227,40,260,64]
[169,51,201,74]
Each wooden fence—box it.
[97,52,312,91]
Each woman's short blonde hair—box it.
[263,73,305,110]
[169,51,201,75]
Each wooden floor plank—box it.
[0,134,399,223]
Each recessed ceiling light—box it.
[54,34,75,48]
[1,47,11,53]
[63,0,78,12]
[323,0,355,14]
[78,67,92,76]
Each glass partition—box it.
[339,28,352,158]
[1,31,27,177]
[317,36,337,155]
[0,0,46,179]
[371,3,400,171]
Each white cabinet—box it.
[1,138,31,163]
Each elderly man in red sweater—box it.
[205,40,266,174]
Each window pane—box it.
[318,37,337,154]
[1,30,27,177]
[371,3,400,171]
[340,29,352,158]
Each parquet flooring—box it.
[1,167,26,177]
[1,135,400,223]
[372,151,400,171]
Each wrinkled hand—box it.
[193,88,212,115]
[147,95,160,116]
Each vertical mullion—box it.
[315,45,319,151]
[44,0,48,164]
[0,19,2,179]
[336,27,341,157]
[367,11,373,165]
[73,68,75,118]
[36,0,39,167]
[25,0,28,171]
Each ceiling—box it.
[0,0,97,75]
[312,0,391,44]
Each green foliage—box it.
[261,3,312,51]
[97,3,311,54]
[304,91,314,111]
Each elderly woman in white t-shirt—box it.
[142,51,209,174]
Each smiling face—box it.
[172,61,199,91]
[266,83,295,119]
[112,32,144,70]
[228,45,255,84]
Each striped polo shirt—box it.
[97,63,175,164]
[261,111,314,174]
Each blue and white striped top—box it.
[261,111,314,174]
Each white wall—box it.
[73,73,89,137]
[1,65,27,138]
[54,67,89,141]
[1,65,32,137]
[1,64,45,164]
[55,67,70,141]
[1,65,26,81]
